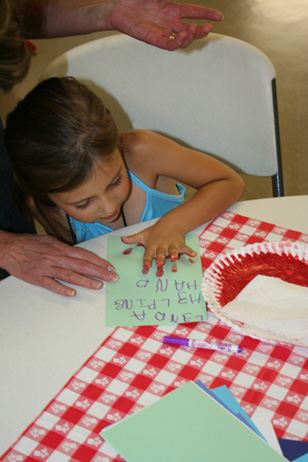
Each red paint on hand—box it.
[123,248,133,255]
[156,266,164,277]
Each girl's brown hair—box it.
[5,76,119,240]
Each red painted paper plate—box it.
[201,241,308,345]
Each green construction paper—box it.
[106,235,206,327]
[101,381,287,462]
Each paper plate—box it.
[201,241,308,345]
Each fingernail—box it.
[109,272,119,282]
[66,288,76,297]
[108,265,116,272]
[92,280,103,289]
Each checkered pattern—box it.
[3,212,308,462]
[199,211,308,271]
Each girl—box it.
[5,77,245,269]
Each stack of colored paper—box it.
[101,381,306,462]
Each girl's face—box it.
[49,149,131,224]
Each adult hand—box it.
[0,231,118,297]
[36,0,222,49]
[121,222,196,269]
[109,0,223,50]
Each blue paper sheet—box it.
[196,381,308,462]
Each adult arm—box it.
[14,0,223,50]
[0,230,118,296]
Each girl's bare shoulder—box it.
[122,129,160,149]
[121,130,169,184]
[122,129,171,163]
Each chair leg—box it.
[272,173,284,197]
[271,79,284,197]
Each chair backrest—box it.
[42,33,283,196]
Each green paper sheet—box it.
[106,235,206,327]
[101,381,287,462]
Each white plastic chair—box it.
[42,33,284,196]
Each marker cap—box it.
[163,336,189,346]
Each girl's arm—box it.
[122,130,245,267]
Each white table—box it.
[1,196,308,455]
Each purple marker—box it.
[163,335,242,354]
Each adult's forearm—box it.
[12,0,114,38]
[11,0,223,51]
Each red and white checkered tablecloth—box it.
[3,212,308,462]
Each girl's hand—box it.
[121,222,197,268]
